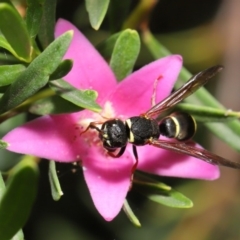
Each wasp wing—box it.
[145,65,223,119]
[150,139,240,169]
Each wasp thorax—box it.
[159,112,197,141]
[100,119,128,150]
[126,116,160,145]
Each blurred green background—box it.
[2,0,240,239]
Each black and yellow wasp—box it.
[84,65,240,170]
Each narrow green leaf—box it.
[110,29,140,80]
[49,59,73,80]
[0,53,18,64]
[49,79,101,112]
[25,0,45,38]
[142,30,240,152]
[0,31,73,114]
[29,95,82,115]
[176,103,240,122]
[134,173,193,208]
[12,230,24,240]
[141,187,193,208]
[48,161,63,201]
[134,172,172,191]
[134,179,171,191]
[0,3,31,62]
[85,0,110,30]
[38,0,56,49]
[0,173,5,200]
[0,35,21,60]
[0,156,38,240]
[0,64,25,87]
[123,199,141,227]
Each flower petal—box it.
[82,146,133,221]
[137,143,220,180]
[109,55,182,117]
[55,19,117,103]
[2,113,84,162]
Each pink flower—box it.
[2,19,219,221]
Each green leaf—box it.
[38,0,56,49]
[0,173,5,200]
[0,156,38,240]
[25,0,45,39]
[141,187,193,208]
[176,103,240,122]
[85,0,110,30]
[48,161,63,201]
[0,35,23,61]
[0,31,73,114]
[134,173,192,208]
[134,172,172,191]
[142,30,240,152]
[0,64,25,87]
[134,179,172,191]
[29,95,82,115]
[0,3,31,62]
[12,230,24,240]
[110,29,140,80]
[97,29,140,80]
[49,59,73,80]
[0,51,18,64]
[49,79,101,112]
[123,199,141,227]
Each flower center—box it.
[78,101,122,150]
[79,101,116,129]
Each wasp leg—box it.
[131,145,139,173]
[109,145,139,171]
[151,75,163,107]
[108,145,127,158]
[80,121,103,135]
[128,145,139,190]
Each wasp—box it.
[83,65,240,170]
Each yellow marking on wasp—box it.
[170,116,179,138]
[126,119,135,143]
[106,140,111,147]
[102,134,108,138]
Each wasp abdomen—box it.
[126,116,160,145]
[159,112,196,141]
